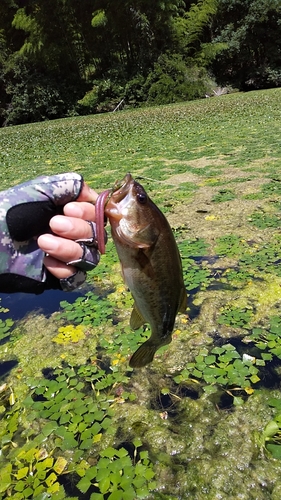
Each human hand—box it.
[38,186,101,290]
[0,173,102,294]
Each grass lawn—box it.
[1,88,281,499]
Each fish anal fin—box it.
[130,304,146,330]
[129,341,157,368]
[179,288,188,314]
[129,335,172,368]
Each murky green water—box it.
[2,234,281,499]
[2,89,281,498]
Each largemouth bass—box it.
[96,173,187,368]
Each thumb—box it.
[76,183,98,203]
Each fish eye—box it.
[137,192,147,204]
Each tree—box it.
[1,0,90,124]
[1,0,279,125]
[141,0,221,105]
[211,0,281,90]
[90,0,185,79]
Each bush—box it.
[77,55,216,115]
[144,53,215,105]
[1,56,84,126]
[124,74,148,107]
[77,78,124,114]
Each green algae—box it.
[2,89,281,498]
[5,229,277,500]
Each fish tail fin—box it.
[129,341,158,368]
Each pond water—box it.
[0,288,84,321]
[0,288,87,378]
[2,258,281,499]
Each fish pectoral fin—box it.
[129,341,158,368]
[130,305,146,330]
[179,288,188,314]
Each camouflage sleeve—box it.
[0,173,85,294]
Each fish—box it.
[95,173,187,368]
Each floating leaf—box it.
[250,374,260,384]
[53,457,67,475]
[0,463,12,493]
[204,355,216,365]
[107,491,124,500]
[100,447,116,460]
[266,444,281,459]
[77,476,92,494]
[42,422,58,437]
[99,476,111,494]
[263,420,279,438]
[46,481,60,494]
[16,467,29,480]
[14,480,25,492]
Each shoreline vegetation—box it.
[1,1,281,126]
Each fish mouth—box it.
[104,173,134,217]
[110,173,133,202]
[95,173,133,254]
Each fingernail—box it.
[63,203,83,218]
[38,234,59,253]
[50,215,73,232]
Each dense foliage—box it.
[0,0,280,125]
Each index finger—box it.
[63,201,96,221]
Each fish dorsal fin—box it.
[130,304,146,330]
[179,288,188,313]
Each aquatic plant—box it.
[248,211,281,229]
[214,234,250,258]
[0,300,14,344]
[59,291,114,327]
[239,240,281,277]
[0,361,154,499]
[243,192,264,200]
[52,324,86,344]
[174,182,199,204]
[217,305,254,329]
[174,312,281,411]
[261,398,281,459]
[216,234,281,284]
[0,318,14,343]
[76,442,156,499]
[261,179,281,197]
[0,448,68,498]
[0,437,155,499]
[174,343,261,402]
[221,267,253,285]
[211,189,236,203]
[178,238,211,292]
[247,315,281,360]
[181,261,211,292]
